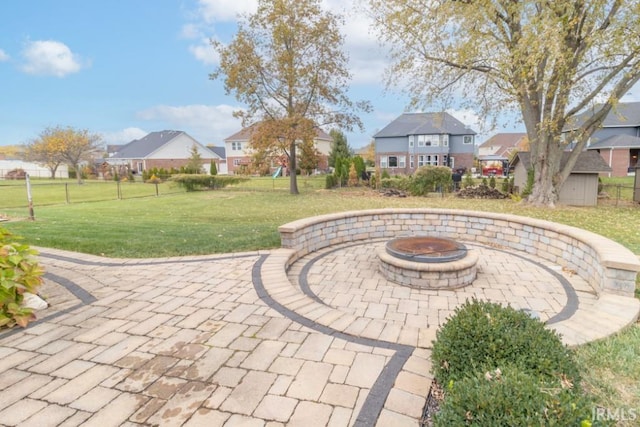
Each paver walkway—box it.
[0,240,635,426]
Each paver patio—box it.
[0,237,637,426]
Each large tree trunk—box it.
[289,140,299,195]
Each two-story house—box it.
[373,112,477,174]
[565,102,640,176]
[224,126,332,175]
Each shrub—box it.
[410,166,452,196]
[463,170,474,188]
[325,174,337,189]
[434,367,598,427]
[348,163,359,186]
[380,175,411,191]
[381,169,390,179]
[431,299,580,387]
[522,168,535,197]
[210,161,218,176]
[489,175,496,189]
[0,228,44,328]
[170,174,248,191]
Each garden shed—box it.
[511,151,611,206]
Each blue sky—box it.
[0,0,537,149]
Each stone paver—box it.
[0,238,637,426]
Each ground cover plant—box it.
[0,227,44,328]
[0,177,638,417]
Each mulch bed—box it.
[420,379,445,426]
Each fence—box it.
[0,180,185,209]
[599,183,636,206]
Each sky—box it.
[3,0,634,151]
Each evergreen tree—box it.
[328,129,352,168]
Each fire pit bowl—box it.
[385,236,468,263]
[377,236,478,289]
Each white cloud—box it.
[136,104,242,144]
[195,0,257,23]
[188,39,219,65]
[101,127,149,145]
[0,49,9,62]
[21,40,85,77]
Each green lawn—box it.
[1,179,639,418]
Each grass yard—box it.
[1,178,639,419]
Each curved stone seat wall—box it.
[279,209,640,297]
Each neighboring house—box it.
[223,126,332,175]
[565,102,640,176]
[110,130,224,174]
[207,145,228,175]
[478,133,529,176]
[373,112,477,174]
[511,151,611,206]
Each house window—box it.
[463,135,473,145]
[410,156,414,168]
[409,135,414,147]
[442,135,449,146]
[233,159,242,166]
[399,156,406,168]
[426,135,439,147]
[425,155,439,166]
[388,156,398,168]
[418,135,425,147]
[443,155,449,167]
[418,155,425,167]
[232,142,242,151]
[380,156,388,168]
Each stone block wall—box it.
[279,209,640,297]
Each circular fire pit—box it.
[377,236,478,289]
[386,236,468,263]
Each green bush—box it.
[434,367,598,427]
[380,175,411,191]
[489,175,496,189]
[522,168,535,197]
[170,174,248,191]
[381,169,390,179]
[325,174,337,189]
[431,299,580,387]
[410,166,452,196]
[0,228,44,328]
[463,170,474,188]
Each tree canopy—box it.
[368,0,640,206]
[212,0,371,194]
[25,126,102,182]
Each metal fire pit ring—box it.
[385,236,468,263]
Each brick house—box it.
[223,126,332,175]
[565,102,640,177]
[109,130,224,174]
[373,112,477,174]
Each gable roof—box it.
[374,112,476,138]
[479,133,528,149]
[587,134,640,150]
[112,130,186,159]
[566,102,640,131]
[208,146,226,158]
[224,124,331,142]
[511,151,612,173]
